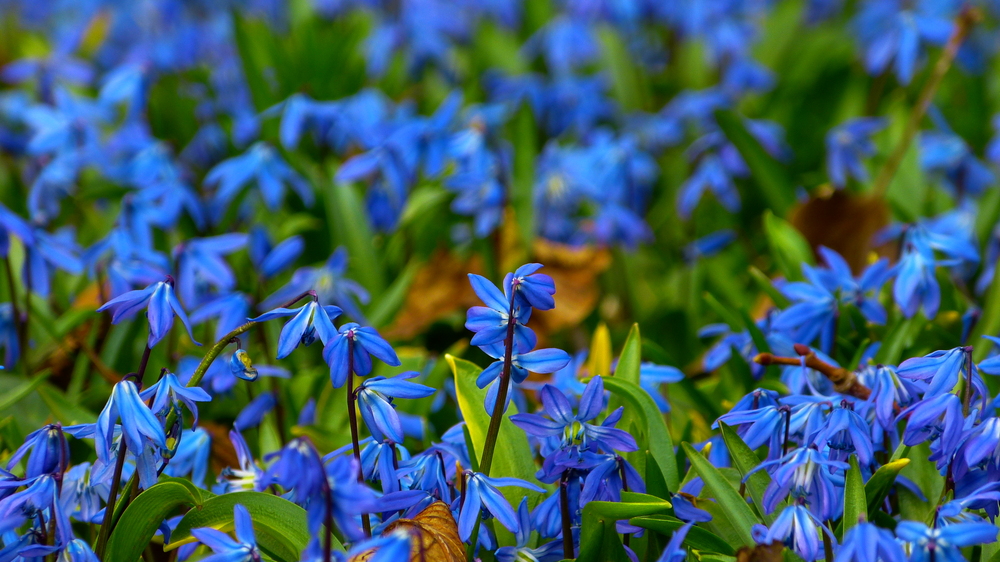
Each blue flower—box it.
[7,423,68,478]
[826,118,886,188]
[97,276,200,348]
[218,429,264,494]
[891,223,978,319]
[0,474,69,541]
[95,379,166,468]
[140,372,212,425]
[59,462,108,523]
[677,154,738,219]
[898,393,965,467]
[234,392,277,432]
[465,273,535,350]
[656,522,694,562]
[476,343,570,388]
[357,372,435,443]
[163,428,211,489]
[495,498,562,562]
[457,471,543,541]
[511,376,637,472]
[858,364,919,432]
[852,2,954,84]
[809,402,874,465]
[191,504,260,562]
[247,227,303,280]
[684,230,736,263]
[836,521,906,562]
[895,520,997,562]
[173,234,247,307]
[898,347,976,398]
[579,452,645,504]
[764,504,825,561]
[748,447,848,520]
[251,298,342,359]
[190,293,252,342]
[322,322,401,388]
[716,404,790,455]
[205,142,314,219]
[920,128,995,197]
[260,248,370,322]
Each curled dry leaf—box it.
[789,187,890,273]
[383,251,484,340]
[350,501,464,562]
[735,541,784,562]
[530,239,611,335]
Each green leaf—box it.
[748,266,790,309]
[577,499,673,562]
[324,176,386,299]
[718,422,775,525]
[762,211,813,281]
[876,317,921,365]
[974,263,1000,363]
[600,377,680,492]
[0,373,49,413]
[615,323,642,384]
[866,459,910,519]
[36,384,96,425]
[842,455,867,538]
[681,442,758,548]
[167,492,326,562]
[448,354,543,545]
[714,110,794,215]
[629,515,736,555]
[106,481,201,562]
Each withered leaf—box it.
[530,239,611,336]
[789,187,890,273]
[735,541,784,562]
[350,501,464,562]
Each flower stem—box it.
[870,7,981,198]
[3,256,24,373]
[346,338,372,537]
[323,482,334,562]
[478,297,518,477]
[962,346,974,416]
[22,255,31,375]
[560,471,574,560]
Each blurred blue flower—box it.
[97,276,200,348]
[260,248,370,322]
[764,504,825,561]
[234,392,277,431]
[853,1,955,84]
[895,520,997,562]
[205,142,314,219]
[173,234,247,307]
[247,227,304,281]
[826,117,886,188]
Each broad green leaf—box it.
[601,377,680,492]
[682,442,758,548]
[714,110,794,215]
[629,515,736,555]
[866,459,910,519]
[842,455,867,538]
[167,492,326,562]
[106,482,201,562]
[762,211,813,281]
[719,422,776,525]
[577,500,673,562]
[324,178,385,299]
[448,355,543,545]
[588,323,613,378]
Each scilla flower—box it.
[97,276,200,347]
[457,471,543,541]
[191,504,260,562]
[356,372,435,443]
[322,322,400,388]
[251,296,342,359]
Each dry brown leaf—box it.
[735,541,784,562]
[351,501,464,562]
[530,239,611,335]
[383,252,484,340]
[789,187,890,273]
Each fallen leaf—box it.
[383,251,484,340]
[735,541,784,562]
[789,187,890,273]
[351,501,464,562]
[530,239,612,335]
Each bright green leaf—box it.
[681,442,758,548]
[106,482,201,562]
[719,422,775,525]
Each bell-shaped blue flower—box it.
[251,298,342,359]
[356,372,435,444]
[96,276,200,348]
[457,471,543,541]
[748,447,848,520]
[465,273,535,350]
[895,520,997,562]
[141,371,211,425]
[95,379,166,466]
[322,322,400,388]
[6,423,68,478]
[764,504,825,561]
[191,504,260,562]
[230,349,259,381]
[836,521,905,562]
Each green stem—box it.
[871,7,980,198]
